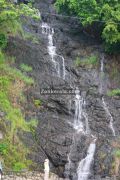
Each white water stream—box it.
[77,140,96,180]
[75,89,96,180]
[66,88,96,180]
[100,55,116,136]
[41,22,65,79]
[74,89,90,135]
[74,89,84,133]
[102,98,116,136]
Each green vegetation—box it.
[0,62,34,85]
[0,0,40,171]
[107,89,120,96]
[114,149,120,158]
[112,148,120,176]
[0,0,40,49]
[0,52,37,170]
[55,0,120,53]
[74,55,98,67]
[34,99,42,107]
[0,34,7,49]
[0,143,8,155]
[20,63,33,72]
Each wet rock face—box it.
[7,0,120,179]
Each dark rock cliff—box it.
[7,0,120,179]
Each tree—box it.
[55,0,120,53]
[0,0,40,49]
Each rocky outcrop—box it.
[6,0,120,179]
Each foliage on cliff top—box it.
[0,0,40,49]
[55,0,120,53]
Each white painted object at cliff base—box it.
[0,162,2,180]
[44,159,50,180]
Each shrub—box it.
[0,51,5,64]
[75,55,98,67]
[0,34,7,49]
[34,99,42,107]
[20,63,33,72]
[107,89,120,96]
[12,162,27,171]
[0,143,8,155]
[55,0,120,53]
[114,149,120,158]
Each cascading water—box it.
[41,22,65,79]
[76,112,96,179]
[77,139,96,180]
[65,88,96,180]
[102,98,116,136]
[100,55,116,136]
[41,22,96,180]
[74,89,84,133]
[73,88,90,135]
[83,112,90,135]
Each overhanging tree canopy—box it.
[55,0,120,53]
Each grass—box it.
[34,99,42,107]
[20,63,33,72]
[114,150,120,158]
[113,146,120,175]
[75,55,98,67]
[0,51,37,170]
[107,89,120,96]
[1,65,34,85]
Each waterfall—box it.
[65,88,95,180]
[42,22,96,180]
[102,98,116,136]
[83,112,90,135]
[75,89,96,180]
[100,55,116,136]
[41,22,65,79]
[77,140,96,180]
[77,138,96,180]
[77,141,96,180]
[74,89,84,133]
[74,88,91,134]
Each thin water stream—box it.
[100,55,116,136]
[41,23,65,79]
